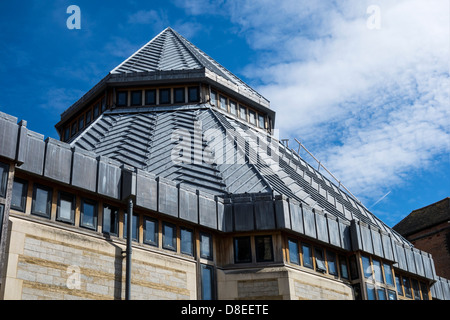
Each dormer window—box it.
[239,105,247,121]
[219,95,227,111]
[145,89,156,105]
[159,88,171,104]
[117,91,128,107]
[131,91,142,106]
[188,86,199,102]
[230,101,237,116]
[174,88,185,103]
[258,114,265,129]
[248,110,256,125]
[210,90,217,105]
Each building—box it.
[0,27,449,300]
[394,197,450,281]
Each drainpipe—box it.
[125,196,133,300]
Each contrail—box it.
[369,191,391,210]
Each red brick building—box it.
[393,197,450,279]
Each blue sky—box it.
[0,0,449,227]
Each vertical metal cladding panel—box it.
[289,199,304,234]
[315,210,329,243]
[360,223,374,255]
[350,220,363,251]
[71,148,98,193]
[43,138,72,184]
[136,170,158,211]
[422,253,434,280]
[381,232,395,262]
[97,157,122,199]
[274,196,290,230]
[0,113,19,160]
[432,277,444,300]
[404,247,417,274]
[394,243,408,272]
[19,131,45,175]
[220,199,233,232]
[413,249,425,277]
[157,177,179,218]
[254,195,275,230]
[178,186,198,224]
[326,214,340,248]
[233,198,254,232]
[121,165,136,200]
[338,219,352,251]
[302,204,317,239]
[430,280,437,299]
[198,192,217,229]
[371,227,384,259]
[443,279,450,300]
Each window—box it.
[349,255,359,280]
[174,88,185,103]
[143,217,158,246]
[248,110,256,125]
[229,101,237,116]
[64,127,70,141]
[78,116,84,131]
[302,243,313,268]
[86,110,92,125]
[93,103,100,118]
[288,239,300,265]
[31,184,53,219]
[258,114,265,129]
[0,204,3,241]
[383,262,394,286]
[131,91,142,106]
[11,178,28,212]
[420,282,429,300]
[361,255,372,279]
[201,264,215,300]
[255,235,273,262]
[0,162,9,198]
[145,89,156,105]
[180,227,194,256]
[366,283,376,300]
[124,212,139,242]
[411,279,421,300]
[339,255,349,279]
[372,259,383,283]
[188,87,199,102]
[352,284,362,300]
[314,247,327,273]
[159,89,171,104]
[162,222,176,251]
[71,122,77,137]
[326,250,338,276]
[219,95,227,111]
[57,192,75,224]
[200,232,213,260]
[102,204,118,236]
[395,275,403,296]
[402,276,412,298]
[210,90,217,106]
[239,105,247,120]
[377,288,387,300]
[80,199,97,230]
[117,92,128,106]
[234,236,251,263]
[387,289,397,300]
[101,97,107,112]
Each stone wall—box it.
[1,215,197,300]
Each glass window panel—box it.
[131,91,142,106]
[32,185,52,218]
[201,264,214,300]
[288,239,300,265]
[0,162,9,198]
[71,122,77,137]
[361,255,372,279]
[366,283,376,300]
[93,103,100,118]
[86,110,92,125]
[200,233,213,260]
[159,89,171,104]
[230,101,237,115]
[248,110,256,125]
[64,127,70,141]
[80,199,97,230]
[403,277,412,298]
[219,95,227,111]
[302,243,313,268]
[234,237,251,263]
[258,114,265,129]
[143,217,158,246]
[101,97,107,112]
[255,236,273,262]
[102,204,118,235]
[162,222,176,251]
[117,92,128,106]
[411,279,421,300]
[78,117,84,131]
[387,289,397,300]
[239,105,247,120]
[339,255,349,279]
[395,275,403,296]
[373,259,383,283]
[377,288,387,300]
[420,282,429,300]
[124,212,138,241]
[352,284,362,300]
[11,179,27,212]
[181,228,193,256]
[314,247,327,272]
[188,87,199,102]
[57,192,74,224]
[327,250,338,275]
[210,90,217,106]
[145,89,156,105]
[174,88,185,103]
[349,255,359,280]
[383,262,394,286]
